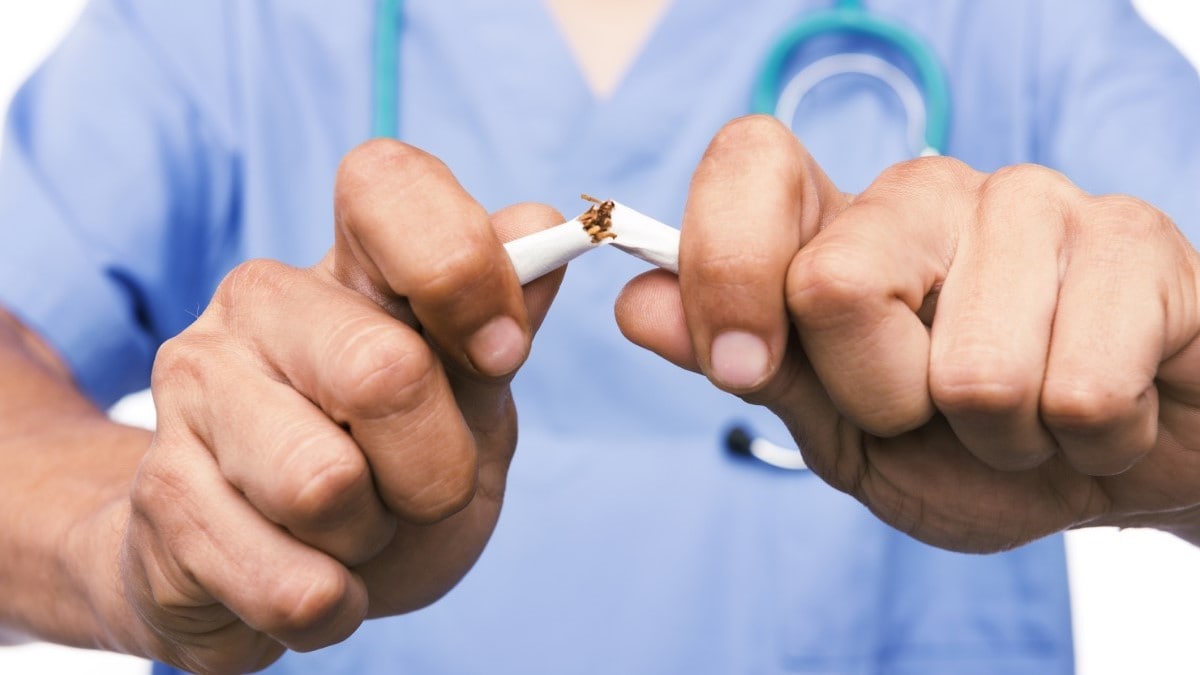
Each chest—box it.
[224,0,1035,271]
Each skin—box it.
[2,117,1200,671]
[0,141,566,673]
[617,115,1200,552]
[543,0,672,97]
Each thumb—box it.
[447,202,567,442]
[616,116,848,385]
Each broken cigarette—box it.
[502,195,680,285]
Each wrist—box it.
[63,497,146,655]
[0,417,151,653]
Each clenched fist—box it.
[619,115,1200,553]
[114,140,565,673]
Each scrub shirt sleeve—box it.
[1033,0,1200,237]
[0,0,235,407]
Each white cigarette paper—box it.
[607,202,681,274]
[502,200,680,284]
[502,218,599,284]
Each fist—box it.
[619,115,1200,552]
[117,140,565,673]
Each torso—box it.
[142,1,1076,671]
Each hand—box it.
[618,115,1200,553]
[110,140,565,673]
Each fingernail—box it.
[710,331,771,390]
[466,316,528,376]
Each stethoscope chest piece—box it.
[725,424,810,472]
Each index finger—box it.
[331,139,529,379]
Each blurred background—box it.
[1,2,1198,673]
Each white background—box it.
[1,2,1199,674]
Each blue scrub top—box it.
[2,1,1199,673]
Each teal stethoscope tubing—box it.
[373,0,403,139]
[751,0,950,155]
[372,0,950,150]
[369,0,949,471]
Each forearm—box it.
[0,310,149,650]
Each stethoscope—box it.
[750,0,950,157]
[370,0,950,469]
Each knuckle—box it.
[338,138,436,186]
[691,248,775,292]
[698,115,803,181]
[212,258,293,313]
[328,323,439,419]
[987,162,1064,184]
[414,244,497,306]
[858,406,930,440]
[267,570,352,638]
[135,552,215,623]
[127,458,215,589]
[1082,194,1164,237]
[278,437,373,528]
[1040,378,1133,435]
[929,359,1034,418]
[336,139,446,212]
[151,336,203,393]
[150,334,230,424]
[396,449,478,523]
[129,457,182,522]
[786,244,881,325]
[152,333,228,388]
[981,163,1076,203]
[709,114,796,154]
[873,155,977,194]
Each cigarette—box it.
[607,202,681,275]
[503,196,680,285]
